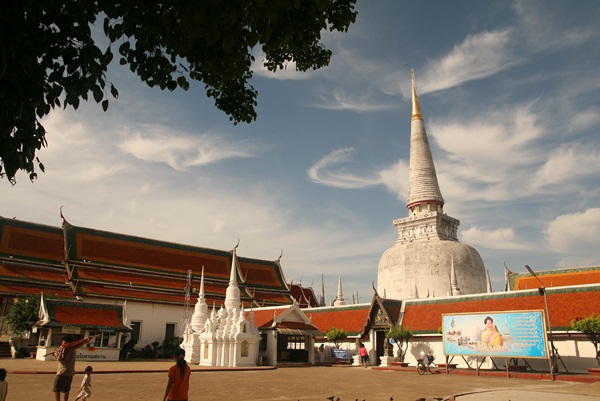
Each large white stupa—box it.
[377,72,487,299]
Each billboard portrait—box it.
[442,310,548,359]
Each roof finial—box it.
[411,68,423,121]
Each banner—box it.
[331,349,348,359]
[442,310,548,359]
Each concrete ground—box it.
[1,358,600,401]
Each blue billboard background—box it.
[442,310,548,359]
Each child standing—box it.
[74,366,93,401]
[0,368,7,401]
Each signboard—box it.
[331,349,348,359]
[442,310,548,359]
[61,326,81,334]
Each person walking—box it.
[52,335,95,401]
[318,344,326,364]
[359,343,368,368]
[163,348,191,401]
[74,366,93,401]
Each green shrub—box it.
[572,315,600,366]
[325,327,347,349]
[5,295,39,336]
[162,337,182,357]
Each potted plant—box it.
[385,325,413,363]
[571,315,600,375]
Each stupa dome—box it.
[378,240,486,299]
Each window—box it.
[87,331,113,348]
[286,335,306,350]
[130,321,142,343]
[259,333,268,351]
[165,323,176,340]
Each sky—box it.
[2,0,600,305]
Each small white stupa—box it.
[193,242,261,367]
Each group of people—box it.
[49,335,191,401]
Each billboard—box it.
[442,310,548,359]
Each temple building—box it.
[377,72,487,299]
[0,214,320,362]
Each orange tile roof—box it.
[304,305,371,335]
[510,266,600,290]
[54,306,121,327]
[0,218,64,263]
[250,307,288,327]
[39,299,131,331]
[0,217,296,307]
[402,285,600,333]
[0,283,73,298]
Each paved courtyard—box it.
[2,359,600,401]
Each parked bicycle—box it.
[416,353,438,375]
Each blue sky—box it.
[2,0,600,304]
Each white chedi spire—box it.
[225,242,242,311]
[406,69,445,213]
[450,259,463,296]
[191,266,209,333]
[333,275,346,306]
[486,269,493,293]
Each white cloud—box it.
[39,110,129,182]
[251,50,318,81]
[421,30,519,94]
[307,148,383,189]
[313,88,397,112]
[462,226,530,250]
[378,160,409,201]
[545,208,600,266]
[534,143,600,188]
[118,128,258,170]
[429,104,545,202]
[513,0,600,52]
[571,107,600,132]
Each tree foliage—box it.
[0,0,357,183]
[5,295,40,336]
[385,325,413,361]
[325,327,347,348]
[572,315,600,366]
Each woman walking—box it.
[163,348,191,401]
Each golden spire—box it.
[411,68,423,121]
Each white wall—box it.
[86,298,186,348]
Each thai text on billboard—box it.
[442,310,548,359]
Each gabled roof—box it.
[508,265,600,291]
[249,304,319,332]
[251,306,289,328]
[401,284,600,333]
[288,283,320,308]
[0,216,296,307]
[303,304,371,336]
[36,298,131,331]
[358,294,403,337]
